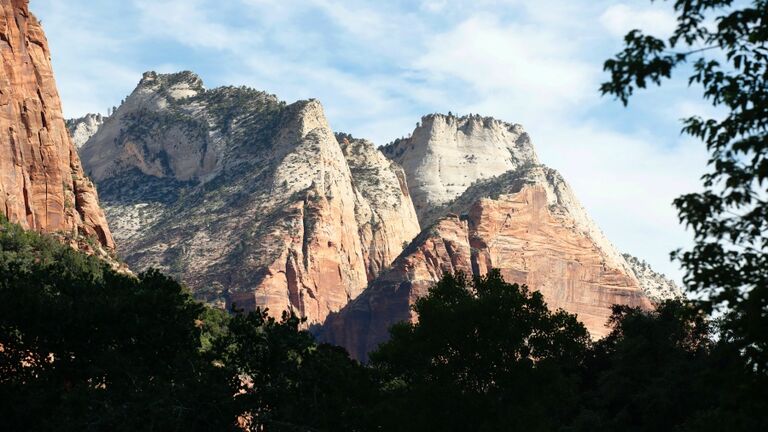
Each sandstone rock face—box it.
[339,134,421,281]
[321,216,473,361]
[381,114,539,223]
[322,165,656,360]
[79,73,420,324]
[0,0,114,251]
[66,113,105,149]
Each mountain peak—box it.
[137,71,205,101]
[382,113,539,223]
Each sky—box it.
[33,0,716,284]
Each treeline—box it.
[1,217,766,431]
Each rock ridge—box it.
[321,165,655,359]
[381,113,539,224]
[79,73,420,324]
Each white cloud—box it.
[421,0,448,13]
[133,0,260,51]
[600,3,678,38]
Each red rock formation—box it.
[321,167,652,360]
[322,216,472,360]
[469,186,652,337]
[0,0,114,250]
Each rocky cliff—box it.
[79,72,420,324]
[381,114,539,223]
[321,117,680,360]
[75,75,679,354]
[321,166,659,359]
[0,0,114,253]
[66,113,106,149]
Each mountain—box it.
[78,72,420,323]
[381,114,539,224]
[74,72,679,357]
[320,115,680,359]
[0,0,114,255]
[66,113,106,149]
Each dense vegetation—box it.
[2,216,766,430]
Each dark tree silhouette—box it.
[0,216,233,431]
[601,0,768,371]
[369,271,590,432]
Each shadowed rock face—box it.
[321,166,656,361]
[0,0,114,251]
[79,73,420,324]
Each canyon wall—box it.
[0,0,114,253]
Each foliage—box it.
[0,217,378,431]
[569,301,768,431]
[1,220,766,431]
[369,271,591,431]
[601,0,768,371]
[0,216,233,431]
[210,309,376,431]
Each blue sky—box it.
[34,0,715,283]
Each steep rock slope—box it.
[623,254,682,302]
[66,113,106,149]
[338,134,421,281]
[322,166,656,360]
[381,114,539,223]
[79,72,420,323]
[0,0,114,252]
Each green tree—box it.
[601,0,768,371]
[567,302,768,432]
[211,309,376,431]
[0,216,233,431]
[369,271,590,432]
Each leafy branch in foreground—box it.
[602,0,768,372]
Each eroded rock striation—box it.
[79,72,420,323]
[0,0,114,252]
[321,166,656,359]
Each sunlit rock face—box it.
[381,113,539,224]
[75,71,678,350]
[339,135,422,282]
[79,72,420,324]
[67,114,106,149]
[0,0,114,254]
[322,136,677,361]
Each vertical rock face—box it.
[66,113,106,149]
[321,166,654,360]
[381,114,539,223]
[339,134,422,281]
[322,216,472,361]
[0,0,114,251]
[79,73,420,324]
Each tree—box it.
[601,0,768,372]
[369,271,590,432]
[211,309,376,431]
[0,216,234,431]
[567,301,768,432]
